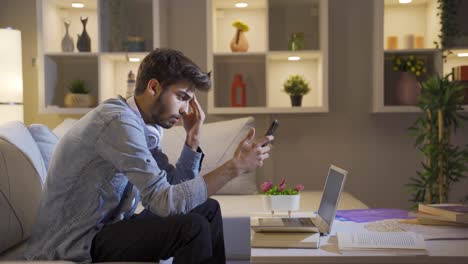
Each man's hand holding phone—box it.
[232,120,279,173]
[262,119,279,147]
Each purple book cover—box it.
[433,205,468,214]
[334,208,414,223]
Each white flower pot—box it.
[263,194,300,214]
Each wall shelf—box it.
[372,0,468,113]
[37,0,167,114]
[207,0,328,114]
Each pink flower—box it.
[294,184,304,192]
[260,181,273,192]
[278,178,287,192]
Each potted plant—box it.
[391,54,427,105]
[230,20,249,52]
[408,74,468,207]
[282,75,310,107]
[260,179,305,217]
[64,79,95,108]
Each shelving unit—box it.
[372,0,468,113]
[207,0,328,114]
[36,0,167,114]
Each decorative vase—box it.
[231,74,246,107]
[263,194,300,217]
[126,70,136,98]
[288,32,305,51]
[77,16,91,52]
[290,95,303,107]
[395,72,421,105]
[230,29,248,52]
[61,20,74,52]
[64,93,95,108]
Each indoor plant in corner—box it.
[283,75,310,107]
[64,79,95,108]
[261,179,304,217]
[408,74,468,206]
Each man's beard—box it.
[150,92,179,129]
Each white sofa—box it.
[0,117,367,263]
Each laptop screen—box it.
[317,166,347,229]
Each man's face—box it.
[149,81,194,128]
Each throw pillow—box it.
[162,117,257,194]
[52,118,78,139]
[28,124,59,170]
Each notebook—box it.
[251,164,347,235]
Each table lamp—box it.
[0,28,23,123]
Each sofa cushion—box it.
[28,124,59,170]
[0,122,45,254]
[52,118,79,139]
[162,117,258,194]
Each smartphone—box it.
[262,119,279,147]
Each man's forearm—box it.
[203,159,241,196]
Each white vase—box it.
[263,194,300,216]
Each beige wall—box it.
[1,0,467,208]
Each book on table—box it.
[418,204,468,224]
[409,211,468,226]
[251,232,320,249]
[337,232,427,255]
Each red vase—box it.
[231,74,246,107]
[395,72,421,105]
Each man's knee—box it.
[205,198,220,211]
[186,213,211,235]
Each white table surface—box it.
[251,219,468,264]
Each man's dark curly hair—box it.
[134,48,211,95]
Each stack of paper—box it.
[337,232,427,255]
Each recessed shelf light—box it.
[128,57,141,62]
[399,0,412,4]
[235,2,248,8]
[71,2,85,8]
[288,56,301,61]
[457,53,468,57]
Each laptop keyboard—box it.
[281,217,314,226]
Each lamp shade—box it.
[0,28,23,123]
[0,28,23,104]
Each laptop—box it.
[251,164,347,235]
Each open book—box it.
[337,232,427,255]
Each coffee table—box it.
[251,216,468,263]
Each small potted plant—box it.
[260,179,305,217]
[230,20,249,52]
[282,75,310,107]
[64,79,95,108]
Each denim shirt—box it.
[24,97,208,262]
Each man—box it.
[25,48,273,263]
